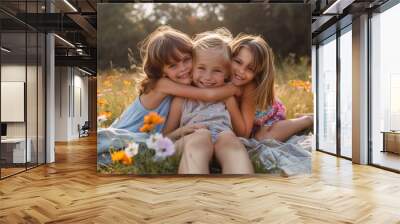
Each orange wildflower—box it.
[122,154,133,165]
[140,112,165,133]
[288,80,311,92]
[98,98,107,106]
[147,112,165,125]
[140,123,155,133]
[102,80,112,88]
[123,80,132,87]
[100,111,112,118]
[110,150,134,165]
[111,151,125,163]
[139,125,148,133]
[144,115,151,124]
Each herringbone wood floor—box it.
[1,135,400,224]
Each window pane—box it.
[38,33,46,165]
[371,3,400,171]
[340,29,352,158]
[27,31,38,169]
[1,31,27,177]
[318,36,337,154]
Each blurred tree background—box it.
[98,3,311,73]
[97,3,312,124]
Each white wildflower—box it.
[125,142,139,157]
[146,133,163,150]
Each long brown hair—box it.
[230,33,276,110]
[138,26,193,94]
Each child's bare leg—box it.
[255,116,313,142]
[178,129,213,174]
[174,137,186,154]
[214,131,254,174]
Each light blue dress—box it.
[110,95,172,133]
[97,95,172,165]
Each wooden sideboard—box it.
[382,131,400,154]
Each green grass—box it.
[276,83,313,119]
[97,58,312,174]
[97,144,181,175]
[97,69,140,128]
[98,58,312,125]
[275,56,313,119]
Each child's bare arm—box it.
[163,97,207,141]
[167,124,208,142]
[225,83,256,138]
[163,97,183,137]
[156,78,240,102]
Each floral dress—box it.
[254,98,286,127]
[181,98,232,143]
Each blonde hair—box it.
[230,33,276,110]
[192,27,233,72]
[138,26,193,94]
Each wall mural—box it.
[97,3,313,175]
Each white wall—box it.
[1,65,26,139]
[55,67,69,141]
[55,67,89,141]
[1,63,46,164]
[1,65,39,138]
[72,73,89,138]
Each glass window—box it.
[1,31,28,177]
[38,32,45,165]
[0,1,46,178]
[317,35,337,154]
[339,28,352,158]
[371,3,400,171]
[27,30,38,169]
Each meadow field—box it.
[97,58,312,174]
[98,57,313,127]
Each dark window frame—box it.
[0,0,47,180]
[368,1,400,173]
[314,18,352,161]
